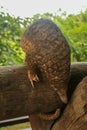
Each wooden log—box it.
[0,65,62,121]
[52,76,87,130]
[0,62,87,121]
[68,62,87,99]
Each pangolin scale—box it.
[21,19,70,119]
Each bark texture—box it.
[52,76,87,130]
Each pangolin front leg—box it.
[28,70,39,88]
[51,85,68,104]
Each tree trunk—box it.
[0,62,87,130]
[52,76,87,130]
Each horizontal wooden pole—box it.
[0,62,87,121]
[0,65,63,120]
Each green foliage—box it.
[0,122,30,130]
[0,11,25,65]
[0,7,87,66]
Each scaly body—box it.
[21,18,70,104]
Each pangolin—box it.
[21,18,70,119]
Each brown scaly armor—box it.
[21,19,70,120]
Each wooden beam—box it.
[0,62,87,121]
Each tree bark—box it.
[52,76,87,130]
[0,62,87,123]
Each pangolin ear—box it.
[57,89,68,104]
